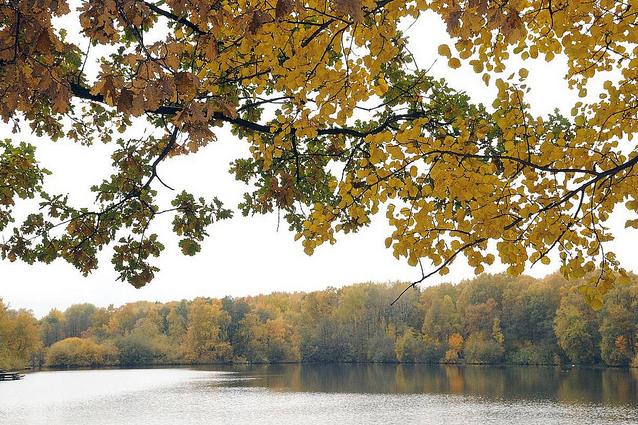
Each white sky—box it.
[1,11,637,317]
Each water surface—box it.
[0,364,636,424]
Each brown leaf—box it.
[248,10,270,34]
[159,77,177,103]
[275,0,294,20]
[334,0,364,23]
[502,11,523,38]
[52,85,71,113]
[130,93,145,116]
[117,88,133,113]
[210,99,238,119]
[445,9,462,33]
[202,35,218,61]
[91,69,119,106]
[174,72,199,100]
[144,83,162,111]
[468,0,489,13]
[35,30,52,53]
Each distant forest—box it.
[1,273,638,369]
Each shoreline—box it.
[28,361,638,373]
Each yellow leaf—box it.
[438,44,451,58]
[448,58,461,69]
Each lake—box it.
[0,364,637,424]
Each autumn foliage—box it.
[1,1,638,305]
[3,273,638,369]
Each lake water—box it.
[1,364,637,424]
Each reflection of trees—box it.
[462,366,504,397]
[558,368,602,403]
[501,367,560,400]
[601,368,638,405]
[199,364,638,406]
[444,366,465,394]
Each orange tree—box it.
[1,0,637,307]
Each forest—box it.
[1,273,637,370]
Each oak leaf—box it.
[334,0,364,22]
[275,0,295,20]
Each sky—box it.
[1,10,637,317]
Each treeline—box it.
[2,273,638,369]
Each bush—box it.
[464,333,504,364]
[601,335,632,366]
[421,338,445,364]
[368,330,396,362]
[46,337,118,368]
[509,343,557,365]
[115,334,162,366]
[395,329,424,363]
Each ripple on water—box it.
[0,366,636,425]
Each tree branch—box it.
[140,1,206,35]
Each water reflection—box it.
[1,366,637,425]
[201,364,638,405]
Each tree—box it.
[0,300,41,369]
[444,333,464,363]
[40,309,67,347]
[263,316,300,362]
[221,296,251,359]
[297,289,349,362]
[115,333,159,366]
[599,287,636,366]
[166,305,186,340]
[464,332,503,364]
[395,328,424,363]
[4,274,638,367]
[87,307,114,341]
[107,302,149,336]
[64,303,97,338]
[9,309,41,366]
[368,327,396,362]
[0,2,637,305]
[501,277,560,362]
[422,287,459,343]
[554,291,599,364]
[184,298,232,363]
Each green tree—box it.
[221,297,251,359]
[464,332,504,364]
[599,288,636,366]
[368,328,397,363]
[64,304,97,338]
[554,291,599,364]
[115,334,159,366]
[395,328,424,363]
[422,286,460,344]
[166,306,187,340]
[40,309,66,347]
[502,277,560,364]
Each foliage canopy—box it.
[1,0,638,305]
[3,273,638,369]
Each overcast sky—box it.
[2,11,637,317]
